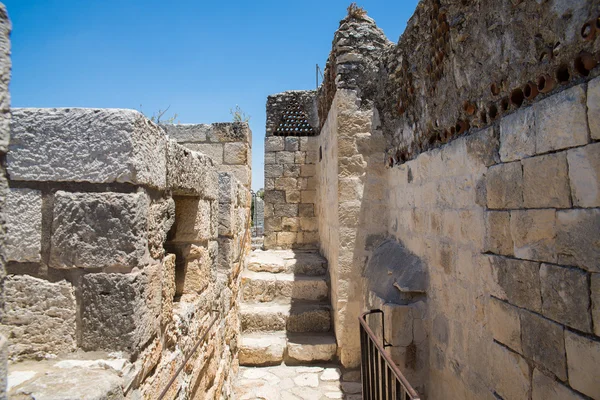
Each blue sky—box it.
[4,0,419,191]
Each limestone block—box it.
[161,254,176,326]
[9,108,167,189]
[299,204,315,217]
[265,164,283,178]
[489,297,521,352]
[520,309,566,380]
[223,142,248,165]
[281,217,299,232]
[286,190,301,204]
[490,342,531,400]
[484,211,513,256]
[287,335,337,362]
[587,76,600,140]
[556,209,600,272]
[532,369,585,400]
[274,204,298,218]
[300,164,316,177]
[2,275,76,359]
[300,217,318,232]
[275,177,298,191]
[283,164,300,178]
[206,122,251,143]
[265,190,285,205]
[182,143,223,164]
[567,142,600,207]
[276,151,296,164]
[294,151,306,164]
[499,107,535,162]
[277,232,297,247]
[510,209,556,263]
[301,190,316,204]
[239,333,285,366]
[265,152,276,165]
[148,197,175,259]
[265,178,275,190]
[382,304,413,347]
[167,140,218,199]
[81,267,161,352]
[265,136,284,152]
[4,188,42,262]
[178,244,213,295]
[284,137,299,151]
[218,172,236,205]
[485,162,523,209]
[50,191,149,270]
[172,197,213,242]
[265,217,282,232]
[535,85,589,154]
[161,123,209,142]
[263,233,277,249]
[219,164,250,187]
[522,152,571,208]
[218,202,235,237]
[540,263,591,332]
[489,256,541,311]
[592,274,600,337]
[565,330,600,399]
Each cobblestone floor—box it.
[234,364,362,400]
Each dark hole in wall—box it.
[556,64,570,83]
[510,88,524,107]
[319,146,323,162]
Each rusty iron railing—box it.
[359,310,421,400]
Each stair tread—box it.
[241,270,329,281]
[240,302,331,312]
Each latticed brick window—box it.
[273,100,316,136]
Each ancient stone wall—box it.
[2,108,251,399]
[0,3,10,397]
[263,91,320,249]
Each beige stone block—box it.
[223,142,248,165]
[338,178,362,203]
[219,164,251,186]
[593,274,600,337]
[521,309,566,380]
[567,142,600,207]
[306,177,317,190]
[265,217,282,232]
[174,198,213,242]
[540,263,591,332]
[263,232,277,249]
[277,232,297,246]
[265,178,275,190]
[489,297,521,352]
[181,244,212,294]
[300,164,316,177]
[489,255,542,311]
[484,211,513,255]
[556,209,600,272]
[535,84,589,154]
[274,203,298,218]
[276,151,296,164]
[339,155,367,176]
[532,369,585,400]
[510,209,556,263]
[281,217,299,232]
[301,190,316,204]
[522,152,571,208]
[265,152,277,165]
[491,342,531,400]
[500,106,536,162]
[183,143,223,164]
[284,164,300,178]
[294,151,305,164]
[565,330,600,399]
[299,231,319,245]
[306,150,318,164]
[588,76,600,140]
[265,164,283,178]
[338,137,357,158]
[265,136,284,152]
[486,161,523,209]
[299,203,314,217]
[284,137,299,151]
[286,190,301,204]
[383,303,413,347]
[275,177,298,191]
[300,217,318,232]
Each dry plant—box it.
[347,3,367,18]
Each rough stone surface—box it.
[8,108,167,189]
[556,209,600,272]
[499,107,536,162]
[50,191,150,270]
[486,162,523,209]
[520,310,566,381]
[489,256,541,312]
[510,209,556,263]
[567,142,600,207]
[489,298,521,353]
[592,274,600,337]
[491,343,531,400]
[484,211,513,256]
[239,333,285,366]
[565,330,600,399]
[589,76,600,141]
[522,152,571,208]
[1,275,76,360]
[532,369,585,400]
[166,140,218,199]
[3,188,42,262]
[287,334,337,362]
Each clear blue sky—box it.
[4,0,419,191]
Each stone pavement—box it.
[234,364,362,400]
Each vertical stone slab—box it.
[3,188,42,262]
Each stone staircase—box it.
[239,249,337,366]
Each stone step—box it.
[241,270,329,303]
[247,250,327,276]
[238,332,337,366]
[240,302,332,333]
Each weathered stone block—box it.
[182,143,223,164]
[264,190,285,205]
[218,173,236,205]
[521,309,566,380]
[281,217,299,232]
[489,256,541,311]
[592,274,600,337]
[265,152,276,165]
[1,275,76,359]
[510,209,556,263]
[300,164,316,177]
[218,202,235,237]
[206,122,251,143]
[264,164,283,178]
[565,330,600,399]
[535,85,589,154]
[276,151,295,164]
[265,136,284,152]
[587,76,600,141]
[484,211,513,256]
[489,297,521,352]
[284,137,299,151]
[223,142,248,165]
[148,197,175,259]
[486,162,523,209]
[500,107,535,162]
[167,140,218,199]
[285,190,301,204]
[4,188,42,262]
[277,232,297,246]
[172,197,214,242]
[300,217,318,232]
[491,342,531,400]
[283,164,300,178]
[219,164,250,187]
[50,191,149,269]
[294,151,306,164]
[540,263,591,332]
[177,244,213,295]
[532,369,585,400]
[275,177,297,191]
[161,123,209,143]
[301,190,316,204]
[567,143,600,207]
[161,254,176,326]
[299,203,315,217]
[522,152,570,208]
[9,108,167,189]
[81,266,160,352]
[264,216,282,232]
[556,209,600,272]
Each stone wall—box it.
[2,108,251,399]
[0,3,9,397]
[264,91,320,249]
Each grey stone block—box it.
[80,267,161,352]
[148,197,175,259]
[50,191,149,269]
[520,309,566,381]
[567,142,600,208]
[162,123,210,142]
[2,275,76,359]
[556,209,600,272]
[486,161,523,209]
[565,330,600,399]
[218,172,235,205]
[540,263,591,332]
[8,108,167,189]
[4,188,42,262]
[499,107,535,162]
[166,140,218,199]
[489,256,541,312]
[522,152,570,208]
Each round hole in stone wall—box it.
[556,64,570,83]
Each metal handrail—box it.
[359,309,421,400]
